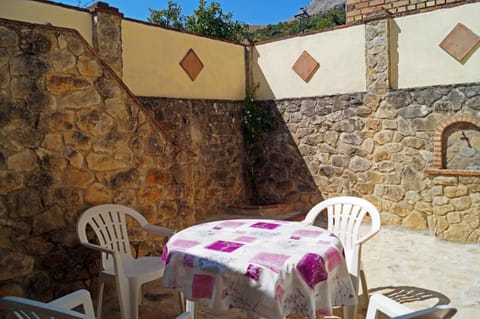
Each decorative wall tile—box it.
[439,23,480,63]
[180,49,204,81]
[292,51,320,82]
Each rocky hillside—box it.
[303,0,346,15]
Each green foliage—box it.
[148,1,185,29]
[148,0,247,42]
[242,84,275,148]
[248,7,346,42]
[242,84,277,203]
[185,0,248,41]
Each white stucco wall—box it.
[0,0,92,44]
[122,20,245,100]
[394,2,480,89]
[252,25,366,100]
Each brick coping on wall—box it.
[348,0,480,24]
[425,168,480,176]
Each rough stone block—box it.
[444,185,468,198]
[0,171,23,195]
[0,251,34,281]
[7,149,39,172]
[33,205,66,235]
[433,204,455,216]
[446,211,462,224]
[54,187,83,207]
[442,223,468,242]
[84,182,112,205]
[0,25,18,48]
[349,156,372,172]
[63,168,94,188]
[433,176,458,186]
[46,75,91,95]
[10,54,47,76]
[49,48,76,72]
[403,211,427,229]
[86,153,126,171]
[77,109,114,137]
[451,196,472,210]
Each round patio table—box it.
[161,218,356,319]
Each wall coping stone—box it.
[88,1,123,17]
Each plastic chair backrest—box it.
[303,196,381,275]
[367,293,457,319]
[77,204,149,272]
[0,290,95,319]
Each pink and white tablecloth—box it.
[161,219,356,319]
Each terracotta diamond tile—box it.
[292,50,320,82]
[180,49,204,81]
[439,23,480,63]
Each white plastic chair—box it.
[0,289,96,319]
[303,196,381,318]
[77,204,175,319]
[176,312,193,319]
[366,294,457,319]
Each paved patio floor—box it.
[100,216,480,319]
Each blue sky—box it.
[55,0,308,25]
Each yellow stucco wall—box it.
[0,0,92,44]
[394,2,480,89]
[122,20,245,100]
[252,26,366,100]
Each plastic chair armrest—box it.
[48,289,95,318]
[367,294,413,319]
[80,242,115,255]
[143,224,176,237]
[355,229,380,245]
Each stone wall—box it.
[256,82,480,242]
[139,97,249,222]
[0,19,248,301]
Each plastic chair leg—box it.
[186,300,196,319]
[130,285,140,319]
[359,269,370,307]
[179,292,186,313]
[96,280,105,319]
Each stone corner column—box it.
[88,1,123,77]
[241,38,255,93]
[364,9,392,96]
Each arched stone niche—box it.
[425,115,480,243]
[426,115,480,176]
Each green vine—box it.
[242,83,276,203]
